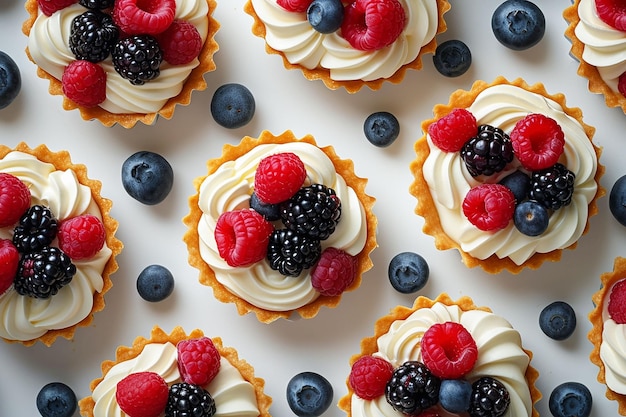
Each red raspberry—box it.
[276,0,313,12]
[0,239,19,295]
[348,355,394,400]
[619,71,626,97]
[428,108,478,153]
[177,337,221,386]
[510,113,565,171]
[0,173,31,228]
[116,372,169,417]
[57,214,106,260]
[341,0,406,51]
[462,184,515,232]
[310,247,357,296]
[214,209,274,267]
[595,0,626,31]
[254,152,307,204]
[420,322,478,379]
[113,0,176,36]
[62,60,107,108]
[156,20,202,65]
[37,0,78,16]
[608,279,626,324]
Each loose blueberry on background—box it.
[121,151,174,205]
[432,39,472,77]
[286,372,333,417]
[439,379,472,413]
[514,200,549,236]
[210,83,255,129]
[363,111,400,148]
[0,50,21,110]
[36,382,77,417]
[609,174,626,226]
[499,170,530,203]
[137,264,175,302]
[539,301,576,340]
[491,0,545,51]
[549,382,592,417]
[388,252,429,294]
[307,0,344,34]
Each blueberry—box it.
[36,382,77,417]
[137,264,175,302]
[499,170,530,203]
[121,151,174,205]
[388,252,429,294]
[250,192,281,221]
[363,111,400,148]
[514,200,549,236]
[439,379,472,413]
[432,39,472,77]
[491,0,545,51]
[539,301,576,341]
[210,83,255,129]
[0,51,21,110]
[286,372,333,417]
[307,0,344,34]
[548,382,592,417]
[609,174,626,227]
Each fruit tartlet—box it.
[183,130,377,323]
[78,326,272,417]
[22,0,220,128]
[338,293,540,417]
[589,257,626,415]
[0,142,121,346]
[244,0,450,93]
[564,0,626,113]
[410,76,604,274]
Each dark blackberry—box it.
[12,205,58,253]
[79,0,115,9]
[280,184,341,240]
[165,382,216,417]
[69,10,119,63]
[112,35,163,85]
[461,124,514,177]
[14,247,76,299]
[385,361,441,415]
[266,229,322,277]
[529,163,575,210]
[469,377,510,417]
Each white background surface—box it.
[1,0,625,416]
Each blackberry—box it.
[14,247,76,299]
[112,35,163,85]
[469,377,510,417]
[165,382,216,417]
[280,184,341,240]
[79,0,115,9]
[461,124,514,177]
[529,163,575,210]
[266,229,322,277]
[385,361,440,415]
[12,205,58,253]
[69,10,119,63]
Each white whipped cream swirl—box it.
[601,279,626,394]
[197,142,367,311]
[422,84,598,265]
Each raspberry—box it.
[57,214,106,260]
[0,239,19,295]
[462,184,515,232]
[428,108,478,153]
[37,0,78,16]
[112,0,176,36]
[619,71,626,98]
[254,152,307,204]
[214,209,274,267]
[310,247,356,296]
[510,113,565,171]
[420,322,478,379]
[177,337,221,386]
[348,355,394,400]
[156,20,202,65]
[595,0,626,31]
[116,372,169,417]
[341,0,406,51]
[276,0,313,12]
[0,173,31,228]
[608,279,626,324]
[62,60,107,108]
